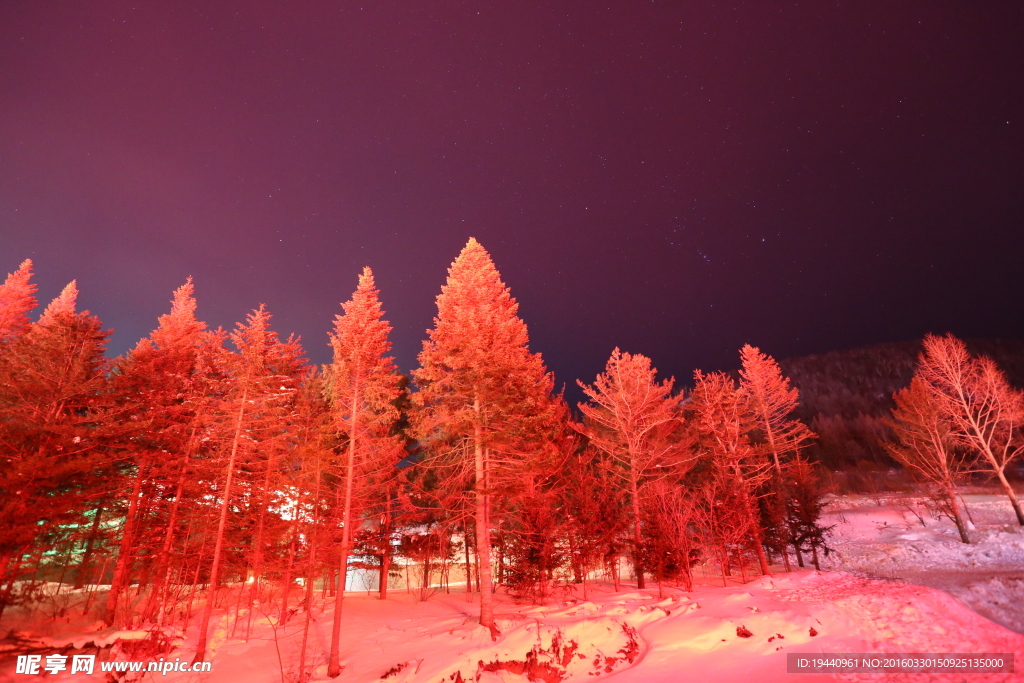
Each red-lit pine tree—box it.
[499,398,573,603]
[104,280,209,625]
[0,259,37,344]
[640,479,697,596]
[738,344,814,477]
[326,267,402,678]
[193,306,305,662]
[562,448,627,598]
[738,344,814,570]
[576,349,686,589]
[689,370,771,577]
[412,238,555,637]
[0,282,113,618]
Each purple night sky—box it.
[2,1,1022,395]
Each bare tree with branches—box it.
[917,334,1024,526]
[886,376,973,542]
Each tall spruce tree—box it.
[104,280,208,625]
[738,345,814,475]
[412,238,554,637]
[326,267,402,678]
[576,349,685,589]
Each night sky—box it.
[2,1,1022,399]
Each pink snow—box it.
[102,572,1020,683]
[2,494,1023,682]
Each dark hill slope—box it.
[776,339,1024,469]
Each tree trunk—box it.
[194,388,247,663]
[379,496,391,601]
[245,450,277,640]
[105,457,148,626]
[297,541,317,683]
[146,467,186,622]
[777,486,793,572]
[945,482,971,544]
[298,456,323,683]
[420,552,431,600]
[629,471,645,589]
[734,465,770,576]
[0,550,15,622]
[763,412,793,572]
[328,380,360,678]
[279,528,297,624]
[463,521,473,595]
[993,468,1024,526]
[749,518,771,576]
[183,537,208,632]
[473,395,497,638]
[74,507,104,590]
[82,554,109,617]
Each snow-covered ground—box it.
[2,494,1022,682]
[820,494,1024,636]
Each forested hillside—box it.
[778,339,1024,471]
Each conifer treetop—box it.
[413,237,556,475]
[331,267,395,373]
[689,369,754,450]
[329,266,400,424]
[739,344,799,416]
[578,348,676,424]
[228,304,305,383]
[417,238,545,398]
[0,259,38,341]
[232,304,272,362]
[149,278,206,351]
[7,259,33,278]
[39,281,80,323]
[576,348,680,471]
[738,343,813,460]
